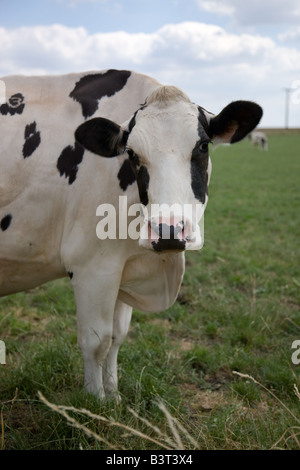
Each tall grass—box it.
[0,133,299,450]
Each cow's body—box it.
[0,71,176,307]
[0,69,262,399]
[249,130,268,150]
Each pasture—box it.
[0,131,299,450]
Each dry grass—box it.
[38,392,198,450]
[233,372,300,450]
[37,374,300,451]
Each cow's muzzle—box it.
[139,213,203,252]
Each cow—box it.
[0,69,262,400]
[248,130,268,150]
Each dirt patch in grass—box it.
[177,338,195,351]
[149,318,172,330]
[179,383,230,412]
[204,366,233,389]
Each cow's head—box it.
[75,86,262,252]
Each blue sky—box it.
[2,0,219,33]
[1,0,300,127]
[1,0,294,36]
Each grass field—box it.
[0,131,299,450]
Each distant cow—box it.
[0,69,262,399]
[249,130,268,150]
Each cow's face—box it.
[75,86,262,252]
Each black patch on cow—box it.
[0,93,25,116]
[69,70,132,119]
[136,165,150,207]
[57,142,85,185]
[118,159,136,191]
[68,271,73,279]
[190,108,210,203]
[126,150,149,205]
[126,102,147,134]
[23,121,41,158]
[1,214,12,231]
[190,155,209,204]
[128,111,138,133]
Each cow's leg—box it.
[72,265,122,400]
[103,299,132,400]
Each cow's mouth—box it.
[151,238,186,252]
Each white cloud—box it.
[196,0,300,25]
[1,21,299,75]
[0,22,300,126]
[196,0,234,16]
[279,26,300,42]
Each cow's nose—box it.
[148,219,187,252]
[139,211,203,252]
[150,219,184,239]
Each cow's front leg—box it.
[103,299,132,401]
[72,265,122,400]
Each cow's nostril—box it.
[160,223,185,240]
[147,218,189,243]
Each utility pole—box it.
[284,88,292,129]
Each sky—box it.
[1,0,300,127]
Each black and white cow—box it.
[0,69,262,399]
[248,130,268,150]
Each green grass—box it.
[1,132,300,450]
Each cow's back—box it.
[0,70,160,295]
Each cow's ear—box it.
[208,101,263,144]
[75,118,129,157]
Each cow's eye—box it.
[199,141,209,153]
